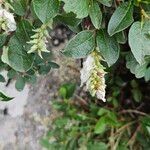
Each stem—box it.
[113,130,124,150]
[141,9,150,19]
[109,127,115,150]
[120,109,148,116]
[127,125,141,146]
[113,121,137,138]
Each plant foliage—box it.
[0,0,149,95]
[0,0,150,148]
[41,83,150,150]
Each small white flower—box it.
[80,52,106,102]
[0,8,16,32]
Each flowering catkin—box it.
[0,6,16,33]
[27,24,50,58]
[80,51,106,102]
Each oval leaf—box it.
[63,30,95,58]
[108,2,134,36]
[62,0,89,19]
[33,0,59,23]
[0,92,14,102]
[15,77,25,91]
[10,0,26,16]
[2,36,33,72]
[16,20,33,44]
[96,29,120,66]
[89,1,102,29]
[94,117,106,134]
[126,52,148,78]
[129,21,150,64]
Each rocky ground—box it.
[0,26,80,150]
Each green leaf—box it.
[96,29,120,66]
[117,144,128,150]
[62,0,89,19]
[1,36,33,72]
[134,63,147,78]
[94,117,106,134]
[88,142,107,150]
[15,77,25,91]
[97,0,112,7]
[63,30,95,58]
[59,87,67,99]
[132,89,142,102]
[144,67,150,81]
[54,117,68,128]
[141,116,150,127]
[126,53,148,78]
[137,133,150,149]
[66,138,78,150]
[7,69,17,79]
[25,75,37,84]
[54,13,81,27]
[0,74,5,82]
[0,34,7,48]
[39,65,51,75]
[0,92,14,101]
[59,83,76,99]
[115,31,127,44]
[40,138,51,149]
[37,61,58,75]
[10,0,26,16]
[97,108,109,116]
[48,62,60,69]
[129,21,150,64]
[89,1,102,29]
[33,0,59,23]
[126,53,138,74]
[16,20,33,44]
[108,2,134,36]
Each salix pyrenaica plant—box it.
[0,0,150,101]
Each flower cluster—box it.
[0,1,16,33]
[27,24,50,58]
[80,51,106,102]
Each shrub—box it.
[0,0,150,149]
[0,0,150,99]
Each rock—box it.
[0,36,80,149]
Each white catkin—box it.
[80,52,106,102]
[0,8,16,32]
[27,25,50,58]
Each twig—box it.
[120,109,148,116]
[74,94,89,109]
[127,125,141,146]
[113,130,124,150]
[114,121,137,137]
[109,127,115,150]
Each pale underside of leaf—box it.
[129,21,150,64]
